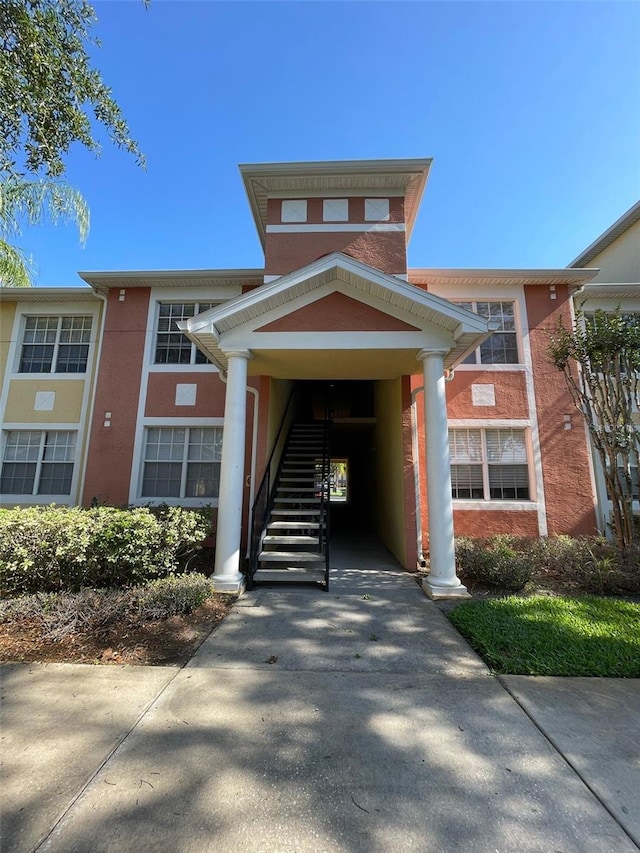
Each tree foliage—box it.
[548,309,640,550]
[0,0,144,285]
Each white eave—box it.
[0,286,99,302]
[78,268,264,294]
[408,268,599,289]
[240,158,432,248]
[578,282,640,300]
[569,200,640,268]
[179,252,491,373]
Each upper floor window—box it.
[141,426,222,499]
[1,430,76,495]
[154,303,213,365]
[19,316,92,373]
[457,301,519,365]
[449,427,530,500]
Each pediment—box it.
[255,292,421,333]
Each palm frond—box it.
[0,239,34,288]
[0,179,90,243]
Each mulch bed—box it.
[0,597,234,667]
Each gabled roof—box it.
[240,158,432,248]
[569,200,640,268]
[179,252,491,374]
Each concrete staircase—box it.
[253,422,329,588]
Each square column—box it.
[418,349,470,599]
[212,350,251,594]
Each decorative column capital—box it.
[417,348,448,362]
[223,349,253,361]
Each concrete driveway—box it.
[2,554,638,852]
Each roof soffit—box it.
[240,158,432,248]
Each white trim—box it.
[266,223,405,233]
[447,418,531,428]
[267,189,405,199]
[453,363,526,372]
[452,500,538,512]
[142,417,224,427]
[263,275,280,284]
[0,426,81,506]
[148,363,220,374]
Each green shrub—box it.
[0,506,212,596]
[135,573,214,620]
[455,535,535,591]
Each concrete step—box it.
[270,508,323,516]
[262,535,320,546]
[259,550,324,562]
[267,521,321,530]
[254,567,326,584]
[277,487,318,493]
[273,497,321,504]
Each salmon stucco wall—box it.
[144,372,226,417]
[525,284,597,535]
[265,231,407,277]
[445,370,529,419]
[82,289,150,505]
[453,509,539,537]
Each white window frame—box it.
[455,300,521,366]
[138,424,223,506]
[17,314,93,375]
[449,427,532,503]
[0,429,78,501]
[153,301,216,366]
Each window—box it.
[154,303,214,365]
[364,198,389,221]
[1,431,76,495]
[615,452,639,501]
[456,301,519,365]
[141,427,223,499]
[449,428,530,500]
[19,316,92,373]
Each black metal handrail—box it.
[320,418,331,590]
[248,388,295,587]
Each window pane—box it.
[145,428,185,461]
[186,462,220,497]
[486,430,527,464]
[479,332,518,364]
[55,344,90,373]
[142,462,182,497]
[155,304,196,364]
[0,462,37,494]
[23,317,58,344]
[19,344,54,373]
[449,429,483,464]
[488,464,529,500]
[38,462,73,495]
[188,428,222,462]
[451,465,484,499]
[4,431,42,462]
[43,431,75,462]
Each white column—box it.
[213,350,251,593]
[418,349,469,599]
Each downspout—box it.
[80,287,108,505]
[218,367,259,557]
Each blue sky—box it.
[14,1,640,287]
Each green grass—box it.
[447,595,640,677]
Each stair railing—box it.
[319,418,331,590]
[248,388,295,588]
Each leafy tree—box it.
[549,309,640,550]
[0,0,144,285]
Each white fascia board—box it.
[409,268,600,286]
[182,253,490,337]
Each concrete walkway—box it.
[2,538,639,852]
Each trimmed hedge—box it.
[455,534,640,596]
[0,505,213,597]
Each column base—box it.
[211,575,246,595]
[422,578,471,600]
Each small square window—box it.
[281,200,307,223]
[323,199,348,222]
[364,198,390,222]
